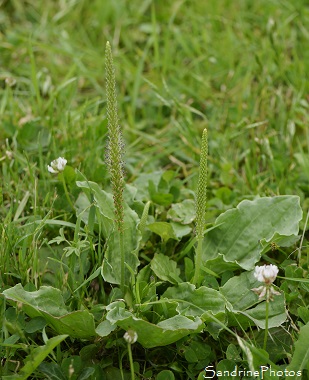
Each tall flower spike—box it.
[105,41,125,232]
[195,128,208,239]
[192,128,208,286]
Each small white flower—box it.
[252,264,280,301]
[254,264,278,284]
[123,329,138,344]
[48,157,67,173]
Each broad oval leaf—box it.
[162,282,228,322]
[105,301,203,348]
[147,222,177,242]
[2,284,96,339]
[203,196,302,273]
[150,253,182,284]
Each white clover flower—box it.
[123,329,138,344]
[252,264,280,301]
[48,157,67,174]
[254,264,279,284]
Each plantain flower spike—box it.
[105,41,125,232]
[195,128,208,239]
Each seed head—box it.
[105,41,125,231]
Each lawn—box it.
[1,1,309,379]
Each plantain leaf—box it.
[150,253,182,284]
[203,196,302,273]
[106,301,203,348]
[162,282,227,323]
[2,284,96,339]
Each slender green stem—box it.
[119,230,125,294]
[192,236,203,286]
[33,246,38,288]
[60,173,75,211]
[127,343,135,380]
[263,287,270,351]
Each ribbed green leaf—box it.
[203,196,302,273]
[2,284,96,339]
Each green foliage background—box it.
[1,0,308,202]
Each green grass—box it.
[1,1,309,379]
